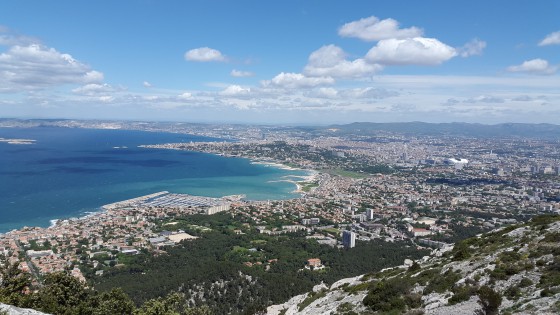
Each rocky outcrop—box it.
[0,304,50,315]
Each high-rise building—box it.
[342,230,356,249]
[366,209,375,220]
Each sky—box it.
[0,0,559,125]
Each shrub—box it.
[518,277,533,288]
[476,286,502,315]
[424,270,461,294]
[449,285,477,305]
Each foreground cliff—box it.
[268,215,560,315]
[0,304,49,315]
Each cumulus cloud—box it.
[539,31,560,46]
[230,69,254,77]
[507,59,557,75]
[184,47,226,62]
[0,44,104,92]
[338,16,423,41]
[458,38,486,57]
[262,72,334,89]
[178,92,192,100]
[143,81,152,88]
[341,87,400,99]
[72,83,119,96]
[305,87,339,99]
[99,96,114,103]
[303,45,383,78]
[220,85,251,96]
[366,37,457,65]
[0,26,40,47]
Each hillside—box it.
[267,215,560,315]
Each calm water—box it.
[0,127,306,232]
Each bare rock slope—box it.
[0,304,50,315]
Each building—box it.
[412,228,432,237]
[342,230,356,249]
[305,258,324,270]
[205,203,230,215]
[366,209,375,220]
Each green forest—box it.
[1,213,429,314]
[91,213,428,314]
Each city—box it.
[1,121,558,291]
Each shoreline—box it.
[1,160,314,235]
[140,143,320,195]
[1,137,319,235]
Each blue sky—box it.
[1,0,559,124]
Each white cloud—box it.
[262,72,334,89]
[143,81,152,88]
[219,85,251,96]
[341,87,399,99]
[83,71,104,82]
[0,26,39,46]
[366,37,457,65]
[72,83,118,96]
[305,87,339,99]
[303,45,382,78]
[464,95,505,103]
[99,96,114,103]
[338,16,423,41]
[0,44,104,92]
[230,69,254,77]
[178,92,192,100]
[458,38,486,57]
[539,31,560,46]
[184,47,226,62]
[507,59,557,75]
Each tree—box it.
[31,272,91,314]
[0,257,31,307]
[476,286,502,315]
[135,292,212,315]
[90,288,135,315]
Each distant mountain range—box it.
[325,122,560,138]
[2,118,560,139]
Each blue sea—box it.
[0,127,307,233]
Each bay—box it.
[0,127,306,232]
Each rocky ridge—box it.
[267,215,560,315]
[0,304,49,315]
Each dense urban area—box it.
[1,119,560,314]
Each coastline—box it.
[1,130,320,234]
[1,157,312,235]
[250,159,319,193]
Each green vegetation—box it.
[92,213,428,314]
[323,169,368,179]
[298,181,319,192]
[363,277,421,314]
[0,257,30,306]
[477,286,502,315]
[0,258,209,315]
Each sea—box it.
[0,127,308,233]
